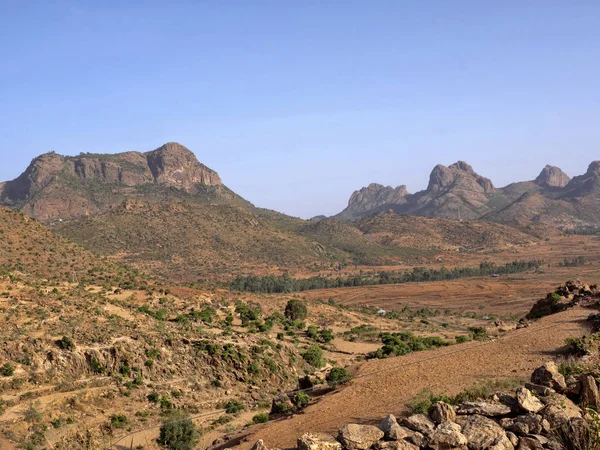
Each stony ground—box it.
[230,307,592,449]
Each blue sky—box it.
[1,1,599,218]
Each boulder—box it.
[506,432,519,447]
[456,402,512,417]
[579,374,600,410]
[530,362,567,392]
[298,433,342,450]
[405,431,428,447]
[430,401,457,424]
[524,383,555,397]
[515,388,544,413]
[374,441,419,450]
[539,393,582,429]
[338,424,384,450]
[388,425,413,441]
[516,436,543,450]
[512,415,544,435]
[459,414,512,449]
[379,415,413,441]
[401,414,435,435]
[251,440,269,450]
[428,422,468,450]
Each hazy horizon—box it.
[2,1,599,218]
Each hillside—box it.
[0,205,138,285]
[335,161,598,229]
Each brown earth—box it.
[232,306,592,449]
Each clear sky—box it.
[1,1,599,218]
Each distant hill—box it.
[335,161,597,229]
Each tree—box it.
[158,413,198,450]
[285,299,307,321]
[327,367,352,386]
[302,345,325,368]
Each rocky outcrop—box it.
[336,183,409,220]
[252,363,598,450]
[0,142,224,221]
[534,165,570,188]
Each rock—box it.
[401,414,435,435]
[428,422,468,450]
[564,376,581,396]
[544,440,564,450]
[524,383,555,396]
[516,436,543,450]
[509,422,529,435]
[456,401,512,417]
[506,432,519,446]
[579,374,600,410]
[489,435,515,450]
[388,424,413,441]
[513,415,543,435]
[459,414,512,449]
[538,394,582,430]
[430,401,457,424]
[338,424,384,450]
[379,414,398,434]
[516,388,544,413]
[251,440,269,450]
[379,415,413,441]
[530,362,567,392]
[405,431,428,448]
[297,433,342,450]
[374,441,419,450]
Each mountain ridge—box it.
[335,160,600,228]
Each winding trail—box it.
[231,307,591,450]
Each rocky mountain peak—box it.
[145,142,222,189]
[535,165,570,188]
[428,162,494,193]
[564,160,600,196]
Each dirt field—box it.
[303,235,600,317]
[231,306,593,449]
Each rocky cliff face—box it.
[428,161,495,194]
[0,142,225,221]
[336,183,409,220]
[534,165,570,188]
[563,160,600,196]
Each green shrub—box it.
[0,363,14,377]
[252,413,269,424]
[57,336,75,351]
[158,412,198,450]
[468,327,489,341]
[225,401,245,414]
[302,345,325,368]
[455,335,470,344]
[285,299,307,321]
[110,414,128,429]
[148,392,160,403]
[327,367,352,386]
[293,392,310,408]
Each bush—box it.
[455,335,470,344]
[110,414,128,429]
[468,327,489,341]
[158,413,198,450]
[57,336,75,351]
[293,392,310,408]
[225,401,245,414]
[1,363,14,377]
[285,299,307,321]
[252,413,269,424]
[148,391,160,403]
[327,367,352,386]
[302,345,325,368]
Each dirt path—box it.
[232,307,591,449]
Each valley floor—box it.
[230,306,591,450]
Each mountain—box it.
[487,161,600,228]
[335,161,599,229]
[0,142,233,222]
